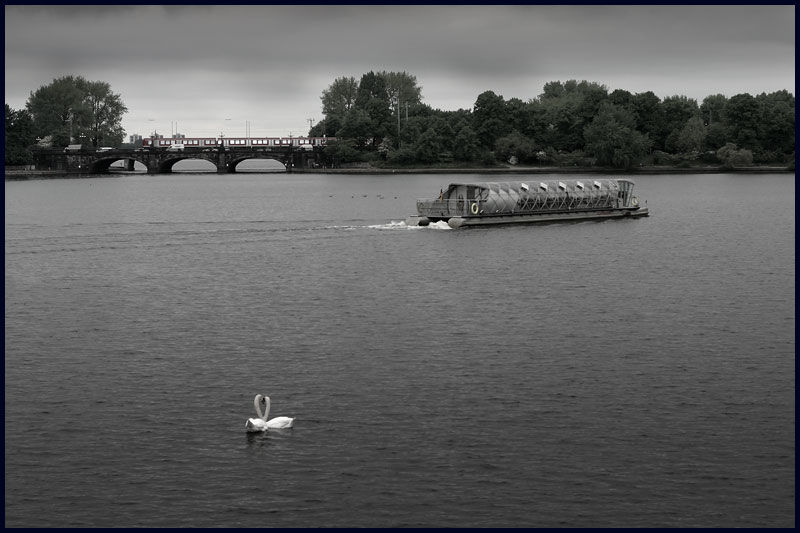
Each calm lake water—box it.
[4,170,795,527]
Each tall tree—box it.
[505,97,534,137]
[716,142,753,168]
[452,123,480,162]
[413,126,443,164]
[538,90,583,151]
[700,94,727,127]
[337,108,374,148]
[26,75,85,145]
[26,75,127,147]
[584,102,651,168]
[82,80,127,146]
[378,70,422,107]
[472,90,510,149]
[355,71,388,108]
[675,116,707,153]
[398,114,428,148]
[725,93,760,152]
[535,79,609,151]
[574,81,609,127]
[494,130,536,163]
[5,104,36,165]
[364,98,392,147]
[660,95,700,152]
[321,76,359,120]
[426,116,455,153]
[756,90,794,157]
[704,122,729,151]
[540,81,566,100]
[631,91,662,151]
[608,88,634,109]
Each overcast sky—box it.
[4,4,795,140]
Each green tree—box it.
[26,75,84,145]
[5,104,36,165]
[756,90,795,157]
[540,81,566,99]
[725,93,760,152]
[631,91,663,150]
[675,116,707,154]
[700,94,727,127]
[574,81,609,128]
[536,83,596,152]
[26,75,127,147]
[324,138,363,164]
[355,71,388,108]
[704,122,728,151]
[398,114,428,148]
[716,142,753,168]
[378,70,422,107]
[660,95,700,153]
[584,102,651,168]
[521,99,549,145]
[364,98,392,147]
[452,124,480,162]
[309,115,341,138]
[386,146,417,165]
[472,90,510,150]
[414,127,443,164]
[337,108,374,148]
[505,97,534,137]
[426,116,455,153]
[321,76,359,120]
[82,80,127,146]
[608,88,635,109]
[494,130,536,163]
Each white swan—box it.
[245,394,294,432]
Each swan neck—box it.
[262,396,271,421]
[254,395,264,419]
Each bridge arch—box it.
[88,156,146,174]
[226,154,287,173]
[155,154,218,173]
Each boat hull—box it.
[407,207,649,229]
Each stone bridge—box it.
[31,146,328,174]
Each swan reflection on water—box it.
[245,394,294,432]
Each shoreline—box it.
[301,165,793,175]
[4,165,793,179]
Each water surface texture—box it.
[5,172,795,527]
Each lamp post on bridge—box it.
[391,92,401,148]
[287,132,294,173]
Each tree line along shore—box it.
[5,72,795,172]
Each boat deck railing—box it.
[417,195,629,217]
[416,199,461,217]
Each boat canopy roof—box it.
[434,179,634,213]
[442,179,632,198]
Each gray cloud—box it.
[5,5,794,138]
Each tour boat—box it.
[406,178,649,229]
